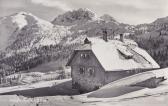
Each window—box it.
[80,53,89,59]
[135,69,141,73]
[88,67,95,76]
[79,67,85,74]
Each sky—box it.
[0,0,168,25]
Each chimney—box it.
[103,29,108,42]
[120,33,124,42]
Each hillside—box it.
[0,9,125,74]
[0,8,168,74]
[131,16,168,68]
[0,11,76,73]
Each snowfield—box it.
[0,68,168,106]
[1,80,168,106]
[87,68,168,98]
[0,79,70,94]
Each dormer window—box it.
[80,53,89,59]
[117,48,133,59]
[84,38,91,44]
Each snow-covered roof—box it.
[67,37,160,71]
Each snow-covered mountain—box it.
[0,11,73,72]
[0,12,52,50]
[1,8,167,73]
[0,12,73,55]
[52,8,126,44]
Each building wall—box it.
[105,68,154,84]
[70,50,106,92]
[105,71,132,84]
[69,50,157,92]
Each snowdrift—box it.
[88,69,167,98]
[0,79,79,97]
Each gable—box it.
[67,50,105,69]
[66,50,78,66]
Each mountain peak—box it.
[9,11,52,25]
[52,8,97,26]
[76,8,95,15]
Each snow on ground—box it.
[76,68,168,101]
[88,71,155,98]
[0,94,168,106]
[1,68,168,105]
[0,79,71,94]
[152,68,168,78]
[11,12,28,29]
[0,68,168,106]
[1,86,168,106]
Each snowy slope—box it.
[0,12,53,50]
[0,11,74,72]
[0,12,73,58]
[88,72,155,98]
[0,79,71,94]
[88,68,168,98]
